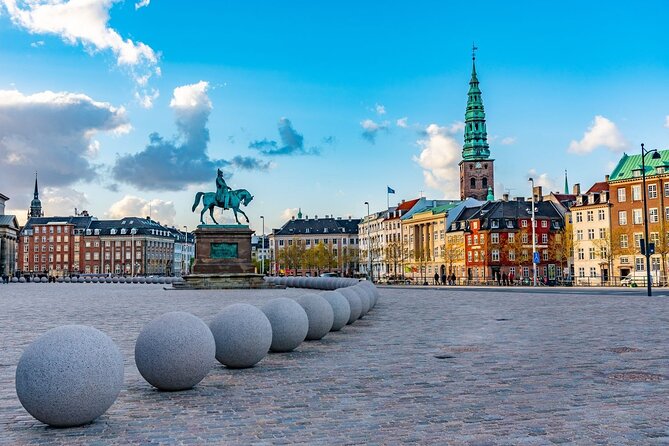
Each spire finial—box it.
[33,171,39,199]
[564,169,569,194]
[472,42,478,61]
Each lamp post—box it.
[131,229,135,278]
[182,225,188,275]
[641,143,661,297]
[260,216,265,275]
[528,177,537,287]
[364,201,372,282]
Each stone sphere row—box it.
[265,276,359,290]
[5,276,177,284]
[15,281,379,427]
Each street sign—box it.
[533,251,540,264]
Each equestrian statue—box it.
[191,169,254,225]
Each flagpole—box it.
[387,189,389,210]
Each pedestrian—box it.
[441,272,446,285]
[433,272,439,285]
[450,272,456,285]
[502,272,508,286]
[509,272,514,285]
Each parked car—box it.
[620,272,663,287]
[320,272,339,277]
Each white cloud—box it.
[280,207,299,221]
[413,123,462,199]
[568,115,630,154]
[664,116,669,128]
[500,136,516,145]
[375,103,386,115]
[0,88,129,196]
[42,186,89,216]
[30,40,44,47]
[135,0,150,9]
[107,196,176,225]
[2,0,160,107]
[396,117,408,128]
[446,121,465,134]
[527,169,558,193]
[170,81,211,110]
[360,119,389,143]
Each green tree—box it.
[276,239,304,275]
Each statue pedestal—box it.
[179,225,267,289]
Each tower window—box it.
[482,178,488,189]
[484,164,488,169]
[470,178,476,189]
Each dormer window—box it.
[491,219,499,228]
[121,228,126,235]
[632,169,642,178]
[657,166,665,174]
[94,229,100,235]
[110,229,117,235]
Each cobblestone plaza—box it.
[0,284,668,445]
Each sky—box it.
[0,1,668,234]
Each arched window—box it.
[470,178,476,189]
[482,177,488,189]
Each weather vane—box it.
[472,42,478,60]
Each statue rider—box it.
[215,169,232,209]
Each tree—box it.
[301,247,317,276]
[312,242,336,274]
[276,239,304,275]
[340,246,359,276]
[385,242,402,277]
[443,234,464,277]
[549,226,574,279]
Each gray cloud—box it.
[113,81,268,191]
[229,155,271,171]
[322,135,337,145]
[0,89,129,199]
[249,117,319,156]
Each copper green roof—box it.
[609,149,669,181]
[462,53,490,161]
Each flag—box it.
[387,186,395,194]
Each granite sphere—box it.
[40,276,48,283]
[337,287,362,324]
[261,298,309,352]
[12,277,18,283]
[209,304,272,368]
[135,312,216,391]
[15,325,124,427]
[358,281,379,307]
[56,277,63,283]
[319,290,351,331]
[18,277,25,283]
[351,286,372,316]
[294,293,334,340]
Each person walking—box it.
[433,272,440,285]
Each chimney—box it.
[291,216,295,220]
[573,183,581,195]
[314,215,318,219]
[502,193,509,202]
[532,186,543,202]
[605,174,610,182]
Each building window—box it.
[473,251,479,262]
[618,188,626,202]
[542,233,548,244]
[648,184,658,199]
[577,248,585,260]
[578,267,585,278]
[652,257,661,271]
[467,251,472,261]
[586,211,594,221]
[599,228,606,239]
[575,212,583,223]
[521,233,529,244]
[650,208,659,223]
[620,256,629,264]
[509,250,515,261]
[542,250,548,260]
[587,229,595,240]
[508,233,515,243]
[632,185,641,201]
[491,249,500,261]
[589,247,596,260]
[522,267,529,277]
[618,211,627,225]
[541,220,547,228]
[521,220,528,228]
[576,230,583,241]
[620,234,628,248]
[590,267,597,277]
[650,232,659,245]
[491,233,499,244]
[635,258,645,271]
[470,178,476,189]
[633,209,642,225]
[634,233,642,247]
[598,209,605,220]
[665,183,669,198]
[279,240,284,246]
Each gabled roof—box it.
[89,217,174,237]
[401,199,461,221]
[22,216,93,232]
[586,181,609,193]
[0,215,19,230]
[609,150,669,181]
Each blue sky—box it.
[1,1,668,233]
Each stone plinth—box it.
[179,225,268,289]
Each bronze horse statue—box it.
[192,189,254,225]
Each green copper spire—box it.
[486,186,494,201]
[462,44,490,160]
[564,170,569,194]
[297,208,303,219]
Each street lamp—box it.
[641,143,661,297]
[182,225,188,276]
[364,201,372,282]
[528,177,537,287]
[260,216,265,275]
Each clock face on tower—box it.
[475,162,481,169]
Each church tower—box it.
[459,45,494,201]
[28,173,43,219]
